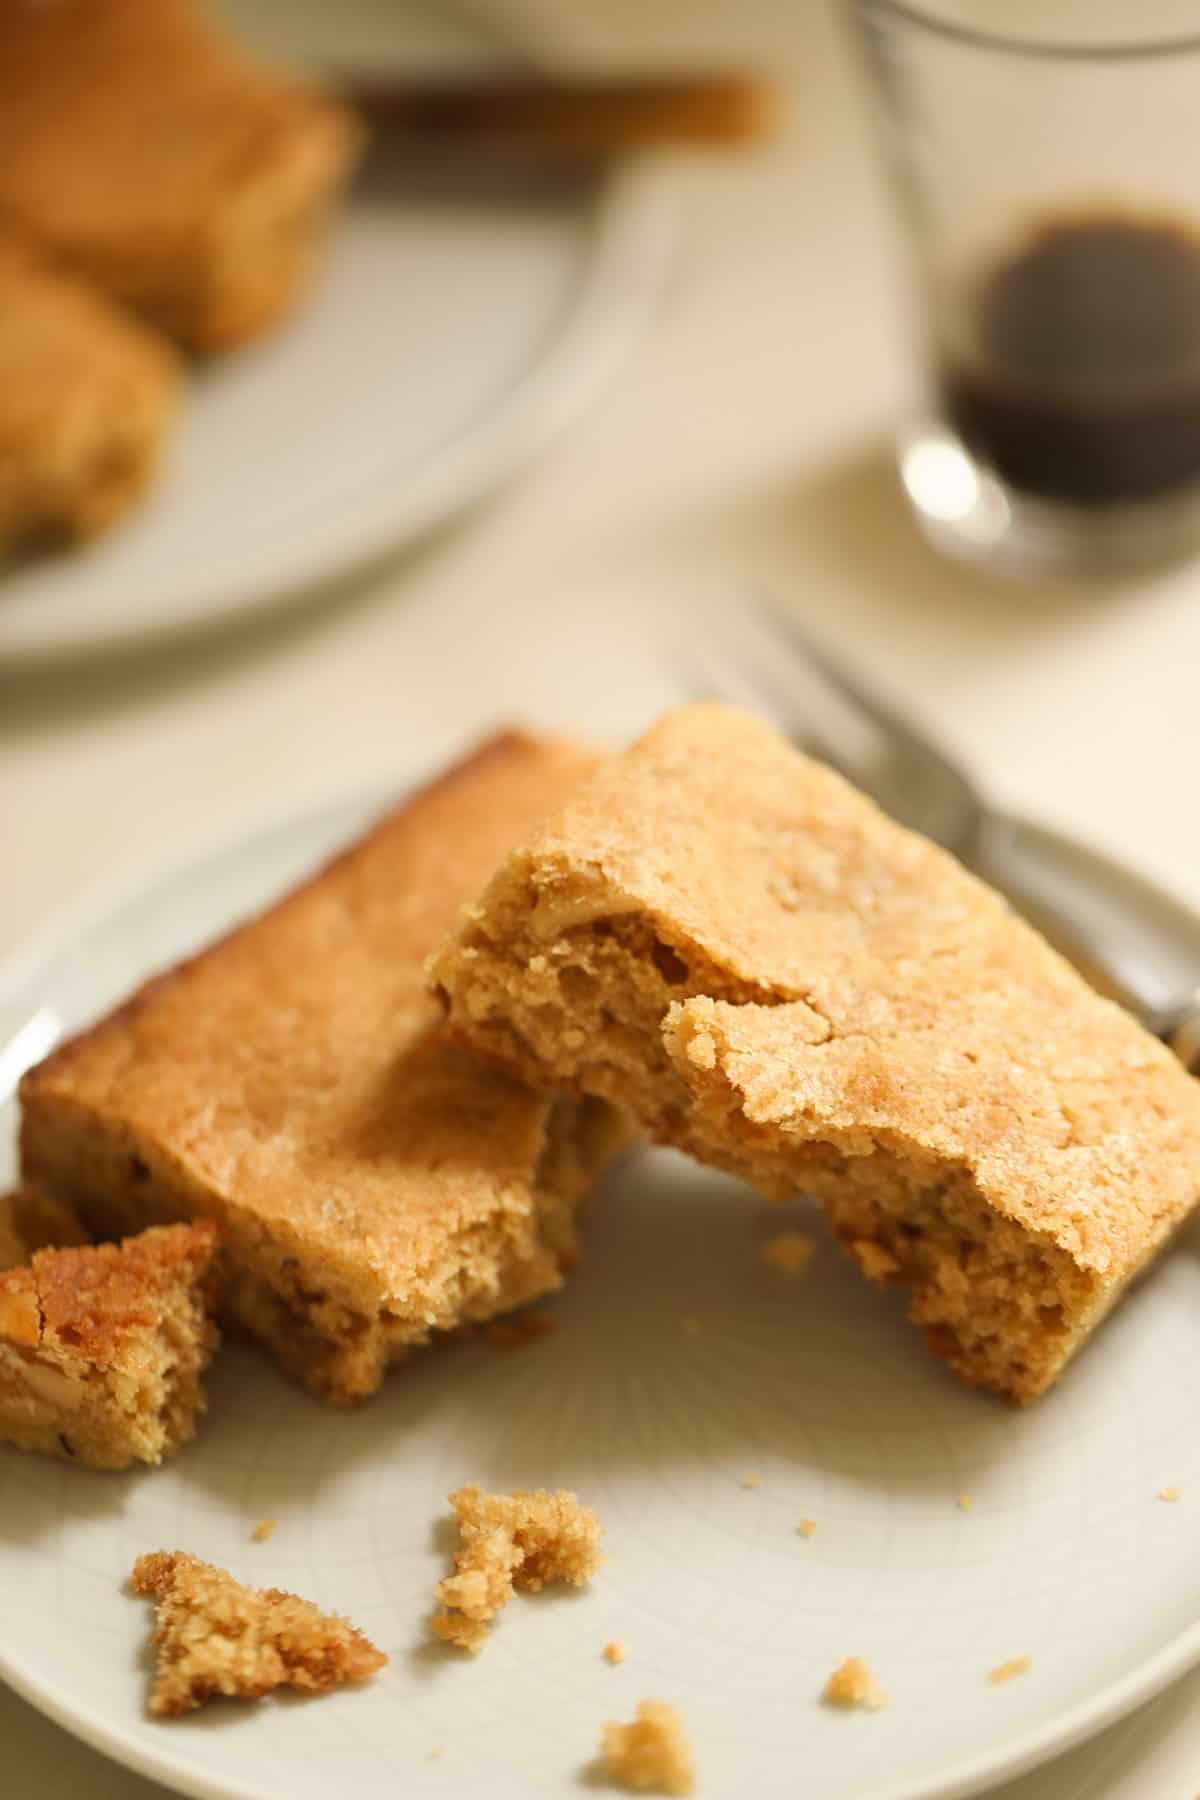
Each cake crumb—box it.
[681,1315,702,1337]
[797,1518,816,1538]
[604,1640,629,1664]
[957,1494,973,1511]
[851,1239,900,1281]
[131,1550,386,1715]
[251,1518,275,1542]
[429,1484,601,1652]
[762,1230,815,1277]
[988,1656,1031,1685]
[600,1699,694,1795]
[430,1746,445,1761]
[740,1472,762,1490]
[1159,1486,1182,1502]
[486,1312,556,1350]
[823,1657,887,1710]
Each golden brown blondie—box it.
[0,0,361,351]
[20,733,627,1405]
[132,1550,386,1714]
[433,704,1200,1402]
[0,240,180,553]
[0,1222,219,1469]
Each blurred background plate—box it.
[0,0,676,668]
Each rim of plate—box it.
[0,153,678,669]
[3,783,1200,1800]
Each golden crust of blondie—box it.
[0,0,362,351]
[0,1221,219,1469]
[0,239,180,551]
[20,733,626,1405]
[433,704,1200,1402]
[600,1700,695,1795]
[430,1483,602,1652]
[0,1187,90,1270]
[131,1549,386,1715]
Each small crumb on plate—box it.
[957,1494,973,1511]
[762,1231,815,1277]
[823,1657,887,1710]
[251,1518,275,1542]
[797,1519,816,1538]
[988,1656,1031,1685]
[1159,1486,1182,1502]
[740,1472,762,1490]
[604,1640,629,1664]
[600,1699,694,1795]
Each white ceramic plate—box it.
[3,784,1200,1800]
[0,0,674,667]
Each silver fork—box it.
[693,604,1200,1073]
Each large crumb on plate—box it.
[429,1483,601,1652]
[600,1699,694,1795]
[131,1549,386,1715]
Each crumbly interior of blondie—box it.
[0,1226,218,1468]
[438,902,1098,1403]
[600,1700,695,1796]
[131,1550,386,1715]
[430,1483,602,1652]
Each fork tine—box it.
[749,597,950,767]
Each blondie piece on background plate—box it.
[20,734,628,1405]
[0,0,362,351]
[432,704,1200,1402]
[0,1222,219,1469]
[0,240,180,553]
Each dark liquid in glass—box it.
[942,210,1200,506]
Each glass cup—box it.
[850,1,1200,578]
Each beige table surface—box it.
[4,1,1200,1794]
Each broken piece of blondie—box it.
[430,1483,602,1652]
[433,704,1200,1402]
[0,1221,219,1469]
[131,1549,386,1714]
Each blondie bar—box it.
[433,704,1200,1401]
[20,734,625,1404]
